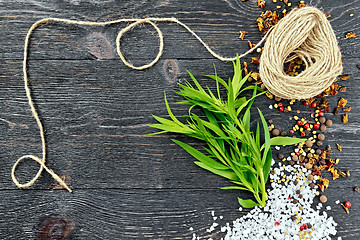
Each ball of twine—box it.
[259,7,343,100]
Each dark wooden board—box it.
[0,0,359,239]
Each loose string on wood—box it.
[13,7,342,192]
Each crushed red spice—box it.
[339,75,350,80]
[342,113,349,123]
[251,57,260,65]
[257,0,266,8]
[257,10,281,33]
[338,98,348,108]
[243,62,249,75]
[343,107,351,112]
[345,32,356,39]
[341,203,350,214]
[239,30,246,40]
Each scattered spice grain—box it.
[339,75,350,80]
[342,113,349,123]
[239,31,246,40]
[345,32,356,39]
[336,143,342,151]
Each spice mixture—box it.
[191,0,356,239]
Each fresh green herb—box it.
[149,57,305,208]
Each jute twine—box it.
[260,7,343,99]
[13,7,342,192]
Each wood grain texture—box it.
[0,0,359,239]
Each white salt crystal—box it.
[211,210,215,216]
[335,200,340,204]
[189,227,194,231]
[275,146,280,150]
[269,105,273,109]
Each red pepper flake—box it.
[311,102,317,108]
[342,113,349,123]
[257,0,266,8]
[336,143,342,151]
[338,98,348,108]
[239,31,246,40]
[250,72,260,81]
[300,225,304,231]
[345,32,356,39]
[251,57,260,65]
[279,106,284,112]
[297,121,303,126]
[290,130,294,134]
[278,102,283,107]
[343,107,351,112]
[304,123,310,129]
[248,40,255,49]
[318,111,324,117]
[301,131,305,137]
[318,183,325,192]
[341,203,350,214]
[303,101,309,106]
[274,221,280,226]
[314,123,320,130]
[345,201,351,208]
[339,86,347,92]
[339,75,350,80]
[243,62,249,76]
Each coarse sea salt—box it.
[191,157,338,240]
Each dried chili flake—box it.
[243,62,249,76]
[251,57,260,65]
[257,0,266,8]
[343,107,351,112]
[257,10,281,33]
[250,72,260,80]
[339,75,350,80]
[342,113,349,123]
[341,203,350,214]
[357,65,360,69]
[345,32,356,39]
[338,98,348,108]
[298,3,307,8]
[248,40,256,50]
[339,86,347,92]
[266,92,274,99]
[239,31,246,40]
[336,143,342,151]
[317,183,325,192]
[338,171,347,178]
[334,107,340,115]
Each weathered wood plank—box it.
[0,0,359,239]
[0,0,359,60]
[0,188,358,239]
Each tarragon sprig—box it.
[149,56,304,208]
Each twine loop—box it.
[11,155,72,192]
